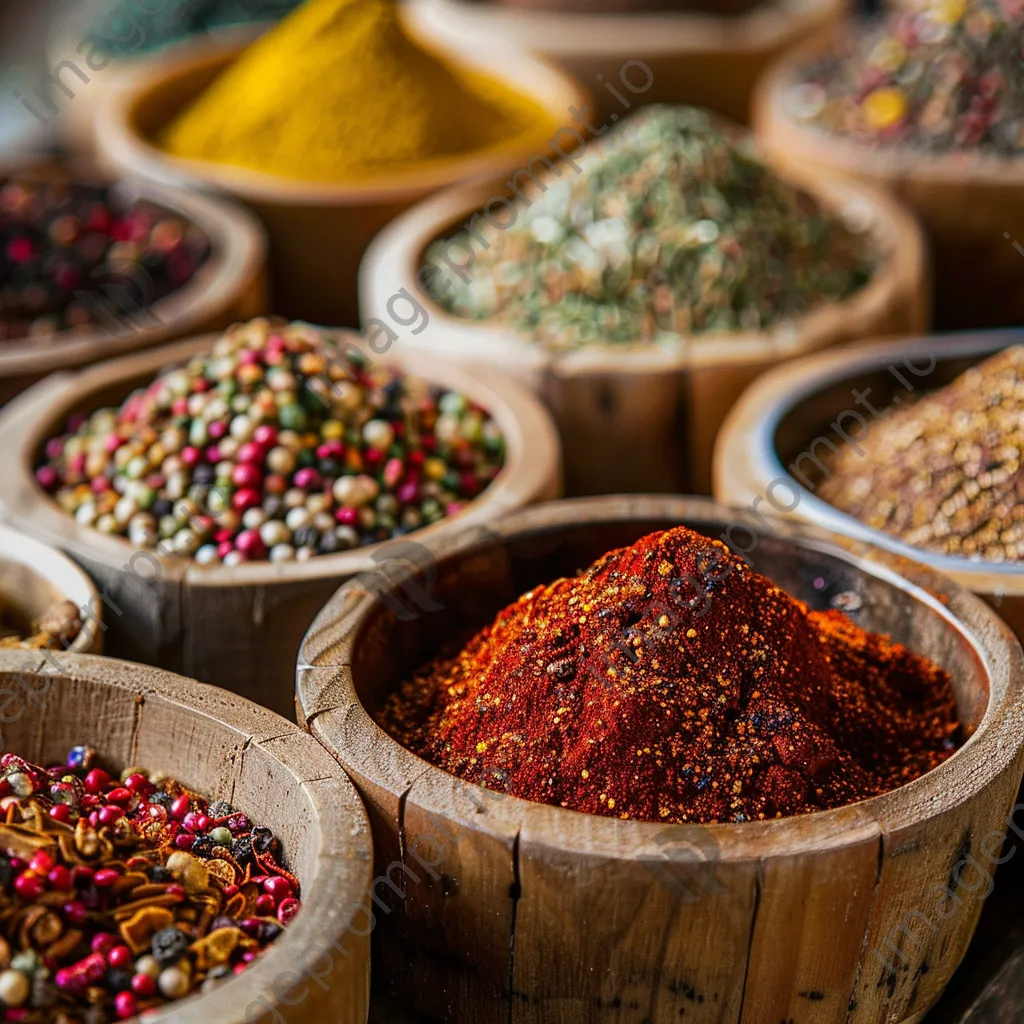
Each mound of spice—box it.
[90,0,302,56]
[426,105,877,348]
[0,745,298,1021]
[0,178,211,342]
[161,0,552,182]
[0,598,82,651]
[786,0,1024,154]
[35,318,505,565]
[380,526,960,823]
[818,346,1024,561]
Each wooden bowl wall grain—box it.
[0,649,372,1023]
[405,0,849,125]
[0,522,102,653]
[359,167,928,497]
[93,37,589,326]
[296,494,1024,1024]
[0,166,267,409]
[713,329,1024,641]
[0,330,560,718]
[754,43,1024,329]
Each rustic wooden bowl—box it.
[0,331,560,718]
[296,494,1024,1024]
[753,41,1024,329]
[404,0,848,125]
[359,166,928,496]
[0,165,267,409]
[93,36,589,327]
[0,522,102,654]
[0,648,372,1023]
[714,329,1024,642]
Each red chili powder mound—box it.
[378,526,961,824]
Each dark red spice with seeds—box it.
[379,526,962,824]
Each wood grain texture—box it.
[712,330,1024,645]
[0,163,267,408]
[754,44,1024,330]
[405,0,849,125]
[92,36,589,326]
[359,150,928,497]
[0,329,560,718]
[0,648,372,1024]
[296,495,1024,1024]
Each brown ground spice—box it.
[378,526,961,824]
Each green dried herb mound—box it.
[426,105,878,349]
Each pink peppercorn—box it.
[35,466,58,490]
[170,794,191,820]
[107,945,132,969]
[232,463,261,489]
[208,420,227,440]
[216,541,234,560]
[255,894,276,916]
[131,974,157,997]
[63,900,87,926]
[83,769,110,794]
[174,834,194,850]
[106,786,132,805]
[236,441,262,465]
[13,872,46,901]
[93,868,120,888]
[182,811,204,833]
[235,531,266,560]
[114,992,137,1020]
[278,898,301,925]
[171,397,189,417]
[48,866,73,891]
[29,851,54,874]
[180,446,202,467]
[98,806,121,826]
[91,934,117,954]
[165,884,186,899]
[125,772,150,793]
[292,467,320,490]
[335,507,357,526]
[232,488,261,513]
[8,237,33,261]
[263,876,293,901]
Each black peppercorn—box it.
[251,825,278,856]
[152,927,191,967]
[232,835,254,867]
[191,834,215,858]
[207,799,234,819]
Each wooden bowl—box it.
[714,329,1024,641]
[93,37,589,327]
[359,166,928,496]
[404,0,848,125]
[0,648,372,1023]
[0,331,561,718]
[753,41,1024,329]
[296,494,1024,1024]
[0,522,102,654]
[0,166,267,409]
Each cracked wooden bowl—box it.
[296,494,1024,1024]
[0,649,372,1023]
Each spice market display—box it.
[784,0,1024,154]
[817,345,1024,562]
[34,318,505,565]
[0,179,211,342]
[424,105,878,348]
[379,524,961,823]
[0,745,300,1022]
[160,0,554,182]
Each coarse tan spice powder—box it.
[378,526,961,824]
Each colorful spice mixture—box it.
[161,0,552,182]
[0,745,298,1021]
[35,318,505,565]
[0,178,210,342]
[426,105,878,348]
[818,346,1024,562]
[786,0,1024,154]
[90,0,302,56]
[380,526,960,823]
[0,599,82,651]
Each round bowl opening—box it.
[349,507,991,811]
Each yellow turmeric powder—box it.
[161,0,553,182]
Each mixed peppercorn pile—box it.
[380,526,961,824]
[0,178,210,342]
[35,319,505,565]
[787,0,1024,154]
[0,746,299,1022]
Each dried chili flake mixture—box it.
[818,345,1024,562]
[787,0,1024,154]
[379,526,960,824]
[0,747,299,1021]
